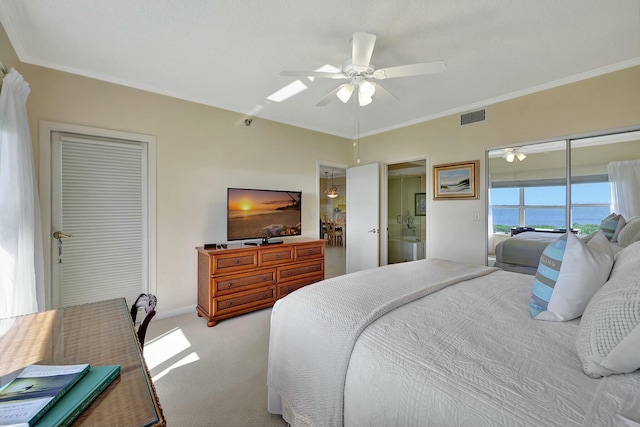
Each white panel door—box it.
[51,133,149,308]
[346,163,380,273]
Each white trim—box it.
[39,121,157,309]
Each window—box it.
[490,181,610,233]
[524,185,566,230]
[571,182,611,234]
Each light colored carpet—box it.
[145,307,288,427]
[145,245,345,426]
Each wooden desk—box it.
[0,298,165,426]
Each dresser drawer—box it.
[259,246,294,267]
[214,286,276,315]
[277,274,323,298]
[209,250,258,275]
[294,242,325,261]
[212,269,276,296]
[277,260,324,283]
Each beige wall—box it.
[3,21,640,313]
[1,25,353,314]
[360,66,640,264]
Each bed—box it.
[267,241,640,427]
[494,221,635,275]
[494,230,568,274]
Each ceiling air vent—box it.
[460,109,486,126]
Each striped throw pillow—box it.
[599,213,626,242]
[529,230,614,321]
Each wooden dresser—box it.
[196,239,325,326]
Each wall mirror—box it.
[486,129,640,270]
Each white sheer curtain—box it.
[608,160,640,220]
[487,173,495,254]
[0,68,44,318]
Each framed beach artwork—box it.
[433,160,479,200]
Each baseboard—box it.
[154,304,193,320]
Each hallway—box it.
[324,243,346,279]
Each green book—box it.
[33,365,121,427]
[0,363,90,426]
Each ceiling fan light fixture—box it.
[503,148,526,162]
[359,80,376,97]
[358,93,373,106]
[336,84,354,103]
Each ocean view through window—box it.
[490,182,611,234]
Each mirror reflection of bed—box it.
[487,129,640,274]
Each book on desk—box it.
[0,364,120,427]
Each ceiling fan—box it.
[280,32,446,107]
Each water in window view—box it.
[490,182,611,233]
[492,206,611,230]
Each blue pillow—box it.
[599,213,625,242]
[529,231,614,321]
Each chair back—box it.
[130,293,157,350]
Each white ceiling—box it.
[1,1,639,139]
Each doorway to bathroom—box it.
[384,159,428,265]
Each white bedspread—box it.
[267,259,498,427]
[343,269,640,426]
[268,259,640,427]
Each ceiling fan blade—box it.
[372,82,399,102]
[315,85,343,106]
[352,32,376,71]
[279,70,345,79]
[373,61,446,79]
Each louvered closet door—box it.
[51,133,148,308]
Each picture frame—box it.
[415,193,426,216]
[433,160,479,200]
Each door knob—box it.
[368,229,378,233]
[53,231,73,239]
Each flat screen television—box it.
[227,188,302,244]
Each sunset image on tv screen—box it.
[227,188,301,241]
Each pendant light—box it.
[325,170,339,198]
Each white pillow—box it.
[529,230,614,321]
[617,216,640,247]
[576,241,640,378]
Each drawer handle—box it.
[227,301,233,306]
[308,249,312,254]
[262,275,267,281]
[275,254,280,259]
[227,283,233,287]
[234,260,240,265]
[262,293,267,298]
[286,287,291,292]
[287,271,292,276]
